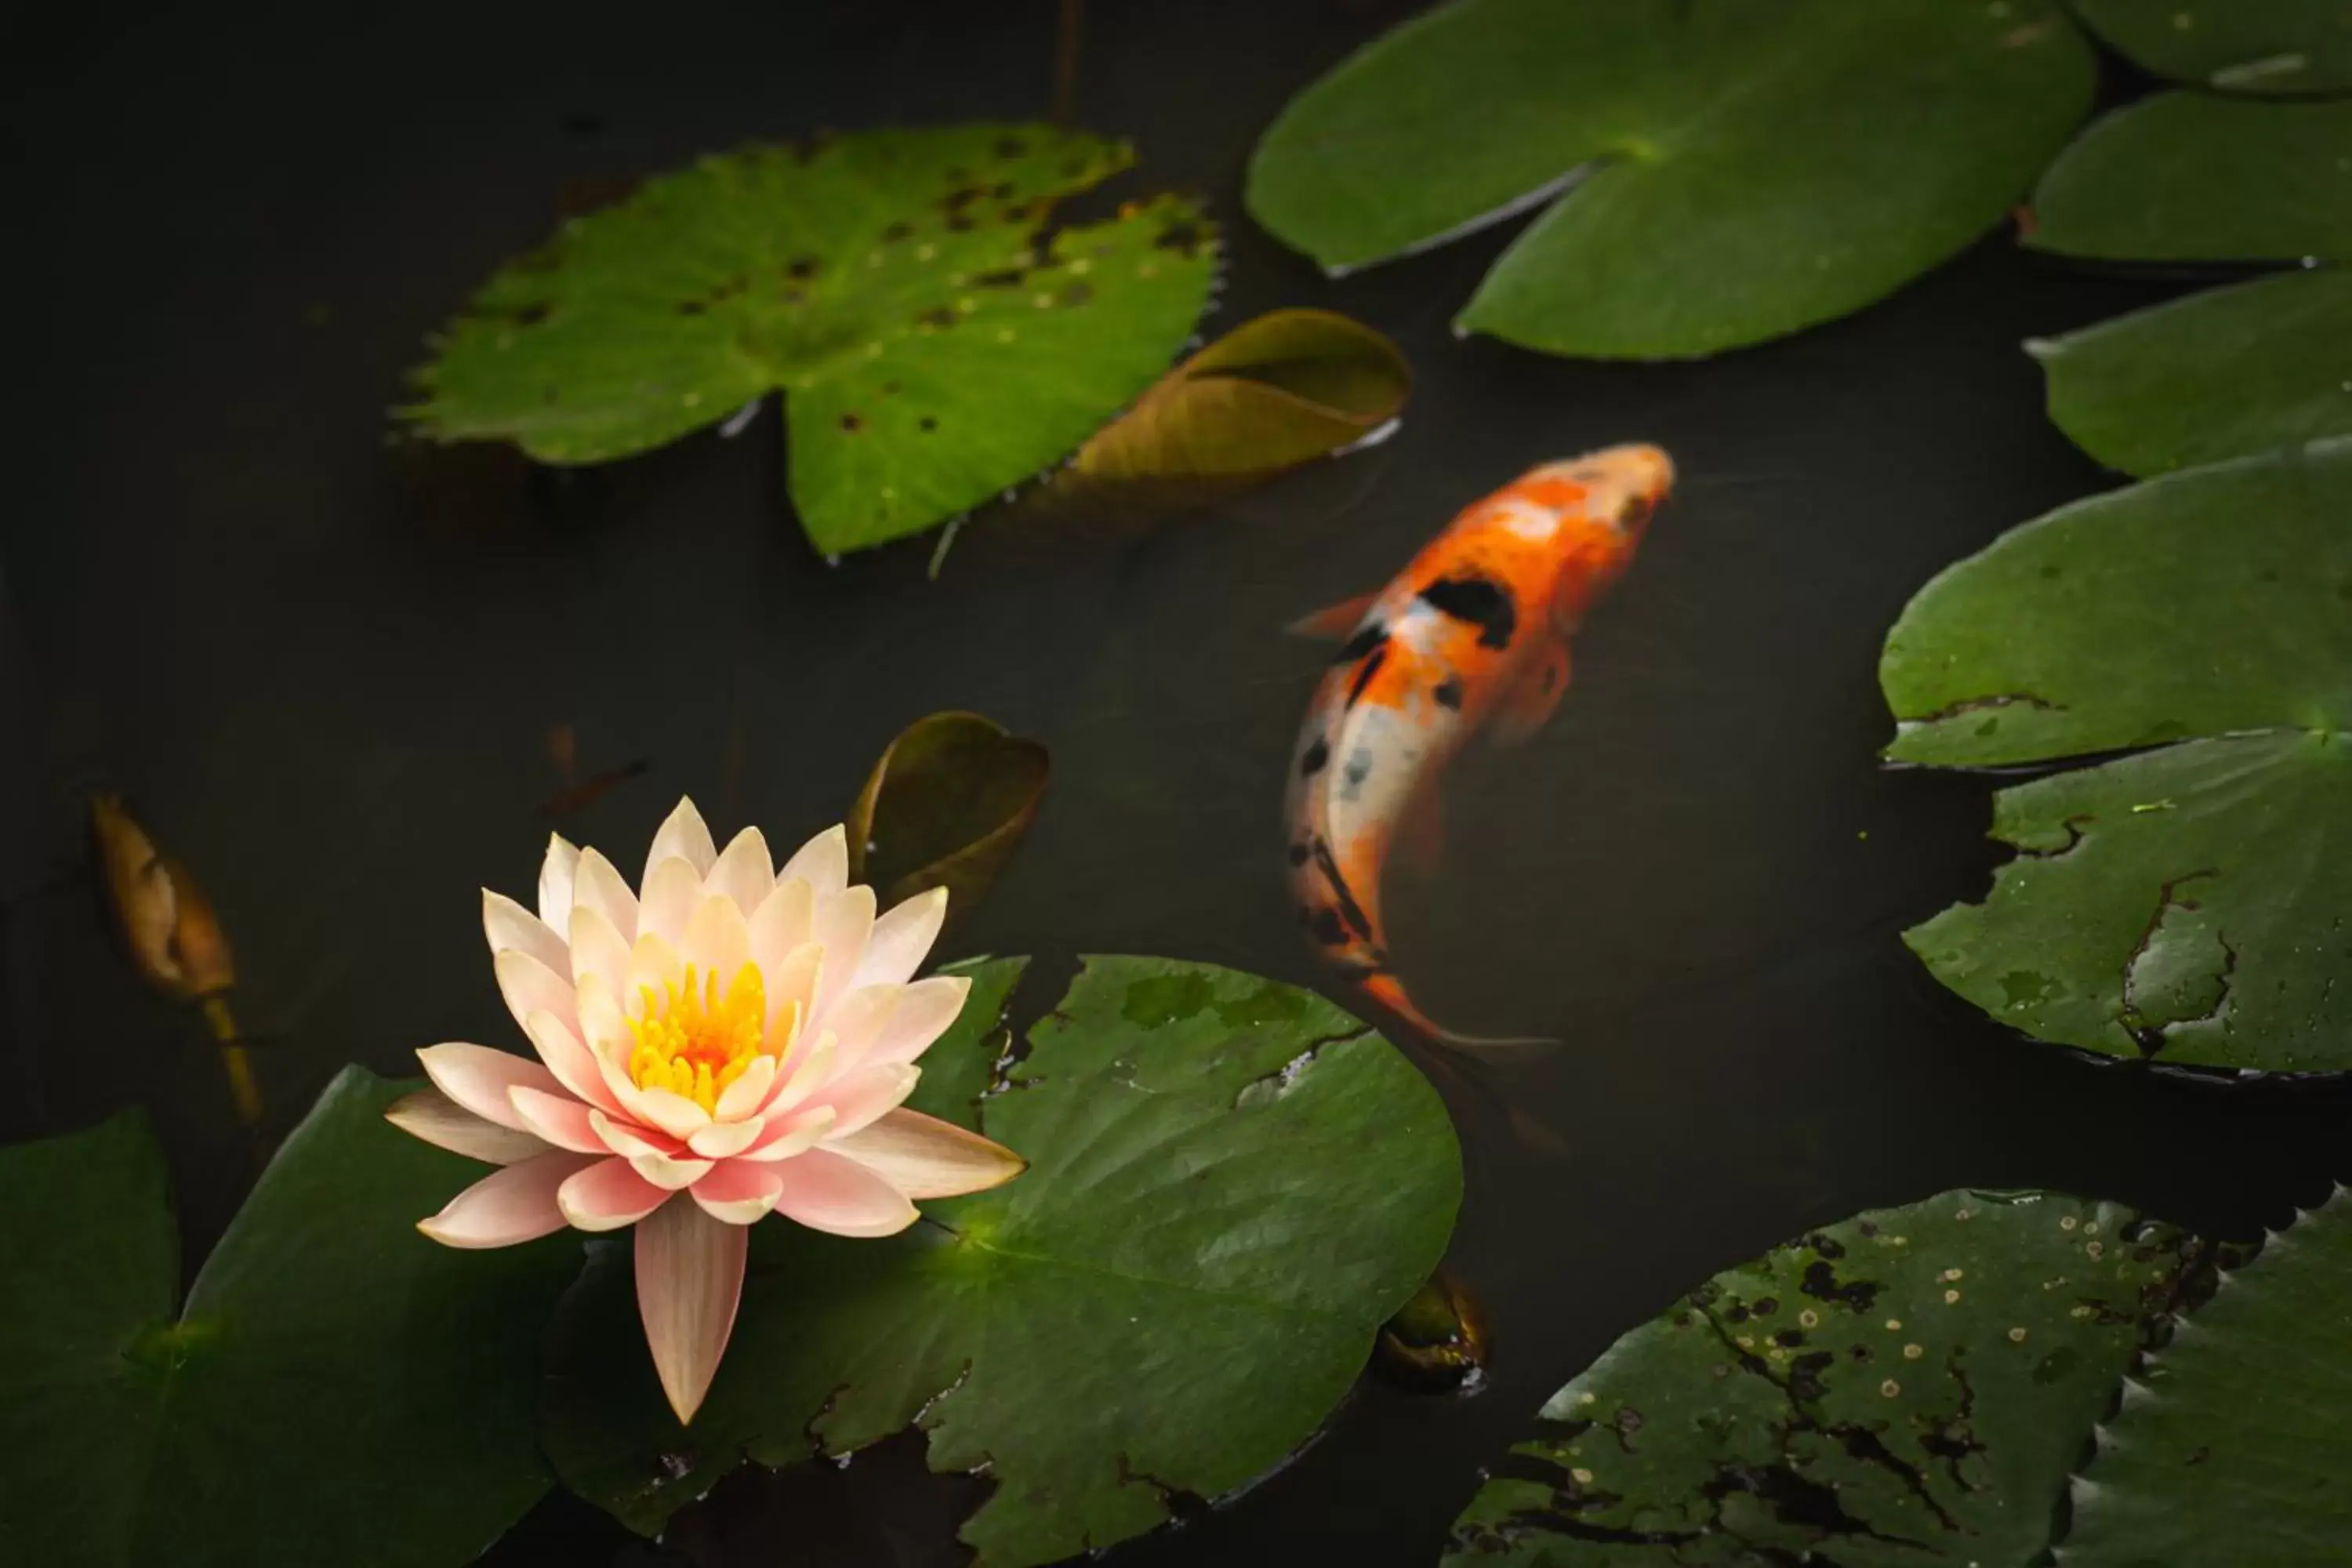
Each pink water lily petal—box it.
[508,1084,605,1153]
[829,1107,1026,1198]
[691,1160,786,1224]
[809,885,877,1027]
[762,942,822,1053]
[769,1146,920,1237]
[747,877,815,977]
[816,985,898,1073]
[588,1107,688,1161]
[612,1070,712,1141]
[386,1087,550,1165]
[539,833,581,932]
[572,848,641,943]
[687,1116,768,1160]
[865,975,974,1068]
[494,947,581,1040]
[855,887,949,992]
[637,855,704,951]
[635,1196,747,1424]
[419,1149,597,1247]
[777,824,849,899]
[558,1156,670,1231]
[568,902,633,999]
[806,1062,920,1139]
[738,1104,837,1162]
[418,1042,562,1132]
[681,895,752,986]
[644,798,718,885]
[630,1149,716,1190]
[522,1009,626,1116]
[704,827,774,917]
[764,1029,837,1115]
[713,1054,778,1122]
[482,890,568,977]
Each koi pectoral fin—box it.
[1286,592,1381,641]
[1490,639,1570,748]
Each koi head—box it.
[1524,443,1675,541]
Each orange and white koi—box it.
[1285,444,1675,1053]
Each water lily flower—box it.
[385,799,1025,1422]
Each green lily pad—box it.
[1443,1189,2216,1566]
[1244,0,2092,358]
[2029,93,2352,263]
[2071,0,2352,94]
[542,956,1461,1566]
[846,712,1049,928]
[2060,1186,2352,1566]
[404,124,1216,554]
[1882,441,2352,1068]
[0,1068,578,1567]
[2030,267,2352,477]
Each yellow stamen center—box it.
[626,962,768,1114]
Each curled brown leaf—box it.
[847,713,1048,930]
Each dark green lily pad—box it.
[2071,0,2352,94]
[1882,441,2352,1069]
[846,712,1048,928]
[2061,1186,2352,1566]
[542,956,1461,1566]
[1245,0,2092,357]
[0,1069,578,1566]
[1443,1189,2216,1566]
[405,125,1216,554]
[2029,93,2352,263]
[2031,267,2352,477]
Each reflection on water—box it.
[8,2,2352,1564]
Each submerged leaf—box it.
[1374,1268,1489,1393]
[2071,0,2352,95]
[1444,1189,2215,1566]
[2031,267,2352,477]
[405,125,1216,554]
[0,1070,578,1566]
[542,956,1461,1566]
[2029,93,2352,263]
[2061,1186,2352,1565]
[1882,441,2352,1069]
[846,712,1048,924]
[1245,0,2092,357]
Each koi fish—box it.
[1285,444,1675,1054]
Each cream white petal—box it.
[521,1009,626,1116]
[494,947,580,1040]
[713,1054,778,1122]
[623,931,685,1018]
[855,887,949,992]
[643,798,719,885]
[738,1104,837,1162]
[482,890,568,978]
[809,884,877,1027]
[572,848,641,942]
[613,1073,713,1140]
[690,1160,786,1225]
[681,895,752,985]
[828,1106,1027,1199]
[386,1087,550,1165]
[748,877,815,978]
[703,827,774,917]
[763,941,822,1053]
[568,902,633,997]
[508,1083,608,1153]
[630,1149,717,1191]
[573,971,634,1062]
[588,1107,688,1162]
[538,833,581,932]
[634,1197,747,1424]
[636,855,704,952]
[417,1042,560,1132]
[808,1062,920,1139]
[777,824,849,898]
[765,1029,837,1115]
[686,1116,768,1160]
[815,984,899,1073]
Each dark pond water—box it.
[7,2,2350,1563]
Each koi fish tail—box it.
[1358,972,1559,1060]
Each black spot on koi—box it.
[1417,575,1515,650]
[1298,737,1330,778]
[1432,675,1465,710]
